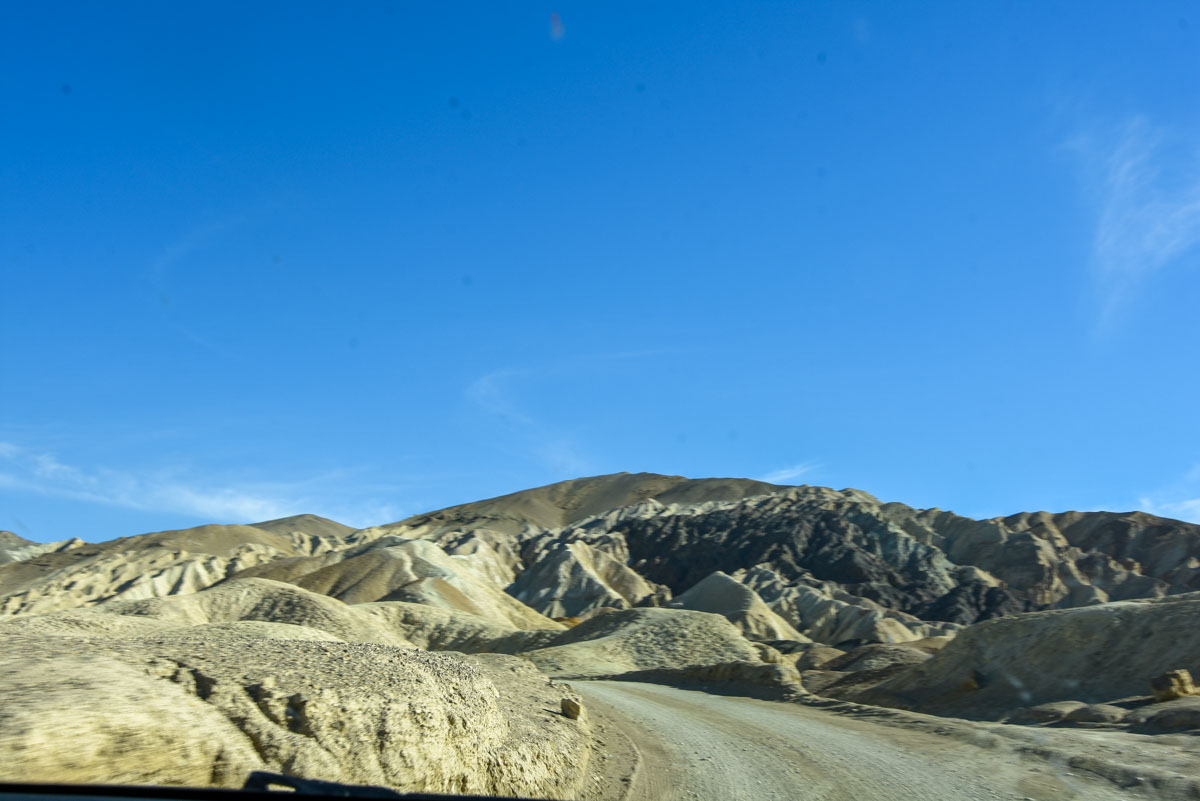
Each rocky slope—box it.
[4,471,1200,791]
[0,633,592,795]
[854,592,1200,719]
[10,474,1198,641]
[0,514,362,617]
[0,530,84,565]
[381,472,788,535]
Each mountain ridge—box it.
[4,472,1199,626]
[5,471,1200,791]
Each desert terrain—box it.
[3,472,1200,799]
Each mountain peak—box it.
[387,471,792,533]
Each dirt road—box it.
[577,681,1134,801]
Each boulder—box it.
[1151,669,1197,701]
[560,698,583,720]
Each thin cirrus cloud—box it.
[464,351,680,478]
[466,369,591,477]
[1074,116,1200,330]
[0,441,402,529]
[1138,496,1200,525]
[1137,464,1200,524]
[757,461,819,485]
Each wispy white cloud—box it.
[466,351,681,479]
[328,500,408,530]
[148,218,250,359]
[1073,117,1200,329]
[465,350,694,478]
[466,369,591,477]
[0,442,291,521]
[1138,494,1200,524]
[0,441,404,529]
[534,438,591,477]
[465,349,681,425]
[465,369,537,427]
[1137,464,1200,524]
[757,461,819,485]
[1141,497,1200,523]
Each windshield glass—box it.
[2,3,1199,800]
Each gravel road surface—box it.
[577,681,1136,801]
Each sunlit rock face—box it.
[0,634,592,796]
[6,471,1200,791]
[7,473,1200,647]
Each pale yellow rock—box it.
[509,540,663,618]
[0,578,412,646]
[235,538,561,631]
[521,607,762,677]
[561,697,583,720]
[673,571,809,642]
[1151,668,1198,702]
[0,635,592,797]
[0,516,357,617]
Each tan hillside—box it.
[673,570,808,642]
[6,471,1200,792]
[385,472,789,535]
[520,607,764,677]
[0,517,357,617]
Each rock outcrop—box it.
[358,602,561,654]
[235,537,560,630]
[508,540,664,618]
[671,571,807,642]
[0,578,413,646]
[1150,669,1198,702]
[0,634,592,797]
[0,516,360,617]
[734,565,960,644]
[0,530,84,565]
[520,608,764,677]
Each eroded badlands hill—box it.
[4,472,1200,792]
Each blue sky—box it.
[2,2,1199,542]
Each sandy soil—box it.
[577,682,1143,801]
